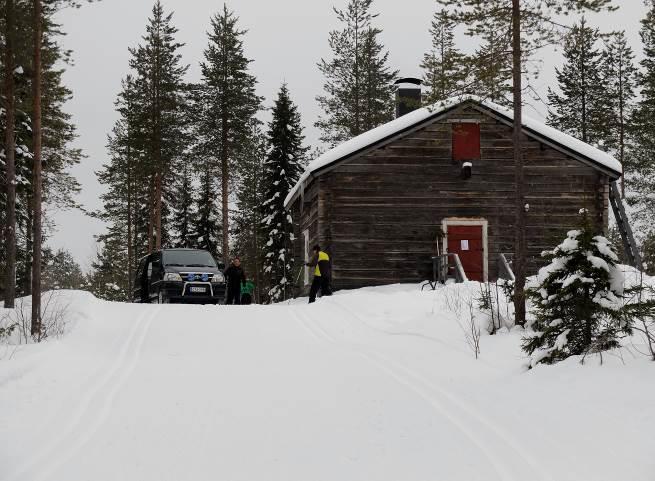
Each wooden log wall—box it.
[292,103,609,291]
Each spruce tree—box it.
[316,0,397,146]
[547,18,606,145]
[628,1,655,230]
[523,212,629,366]
[42,248,84,291]
[88,231,131,302]
[600,31,636,197]
[198,4,262,265]
[233,120,267,299]
[421,8,469,104]
[169,162,197,249]
[261,84,307,302]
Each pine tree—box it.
[628,1,655,230]
[129,0,188,252]
[1,0,89,307]
[421,8,469,104]
[437,0,616,326]
[600,31,636,197]
[261,84,307,303]
[185,83,221,259]
[547,19,606,145]
[316,0,397,146]
[198,4,262,265]
[523,212,629,366]
[32,0,44,335]
[3,0,18,308]
[471,18,513,106]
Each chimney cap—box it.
[394,77,422,89]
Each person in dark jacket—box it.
[224,257,246,305]
[306,245,332,304]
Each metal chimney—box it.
[394,77,422,117]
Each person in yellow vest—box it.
[306,244,332,304]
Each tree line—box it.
[0,0,91,336]
[5,0,655,316]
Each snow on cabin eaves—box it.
[284,95,623,208]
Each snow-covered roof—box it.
[284,95,622,208]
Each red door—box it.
[447,225,484,281]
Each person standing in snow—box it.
[306,245,332,304]
[224,257,246,305]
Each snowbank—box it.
[1,282,653,481]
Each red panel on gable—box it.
[452,123,481,161]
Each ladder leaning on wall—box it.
[609,181,642,269]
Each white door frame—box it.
[303,229,310,286]
[442,217,489,282]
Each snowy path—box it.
[2,287,653,481]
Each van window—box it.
[162,250,217,268]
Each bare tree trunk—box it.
[147,174,155,253]
[127,141,133,294]
[221,112,229,266]
[23,205,33,295]
[512,0,526,326]
[155,171,162,250]
[31,0,43,337]
[3,0,17,308]
[619,64,626,198]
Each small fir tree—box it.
[261,84,307,303]
[523,212,629,366]
[88,230,130,302]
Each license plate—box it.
[189,286,206,293]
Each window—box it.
[162,250,217,268]
[452,123,481,161]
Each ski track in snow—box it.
[7,305,162,481]
[293,300,554,481]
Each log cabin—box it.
[284,88,624,291]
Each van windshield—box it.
[163,250,217,268]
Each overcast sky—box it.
[48,0,648,269]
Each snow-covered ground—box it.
[1,283,653,481]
